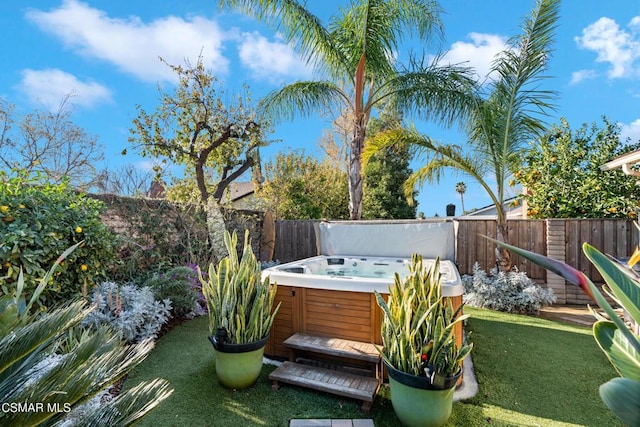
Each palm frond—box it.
[260,81,349,123]
[3,325,159,427]
[387,0,443,41]
[405,141,497,207]
[364,127,496,206]
[490,0,560,148]
[68,378,173,427]
[0,301,88,381]
[219,0,346,74]
[380,61,478,129]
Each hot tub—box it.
[261,220,464,359]
[265,255,463,295]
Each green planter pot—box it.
[385,362,461,427]
[209,333,269,389]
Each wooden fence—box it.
[272,218,639,304]
[455,219,547,280]
[273,220,318,262]
[562,219,638,280]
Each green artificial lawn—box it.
[124,307,623,427]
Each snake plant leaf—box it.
[377,254,470,377]
[599,377,640,427]
[374,291,392,322]
[593,320,640,381]
[584,243,640,325]
[489,237,595,301]
[456,342,473,366]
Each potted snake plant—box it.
[375,255,472,427]
[200,229,281,389]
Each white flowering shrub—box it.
[462,262,556,314]
[83,282,172,343]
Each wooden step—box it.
[269,361,380,412]
[283,333,381,363]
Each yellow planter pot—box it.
[209,334,269,390]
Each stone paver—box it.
[290,420,332,427]
[289,420,374,427]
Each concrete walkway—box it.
[539,304,594,326]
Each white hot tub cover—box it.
[314,220,455,261]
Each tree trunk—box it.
[195,158,209,203]
[206,197,228,263]
[495,221,512,272]
[348,124,365,220]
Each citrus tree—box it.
[517,117,640,218]
[0,171,116,308]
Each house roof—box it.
[600,149,640,177]
[462,196,523,218]
[226,182,255,202]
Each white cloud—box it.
[25,0,229,83]
[137,159,160,172]
[621,118,640,143]
[570,69,598,85]
[238,32,313,82]
[575,16,640,79]
[439,33,508,81]
[17,68,111,107]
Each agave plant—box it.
[0,243,173,427]
[200,229,281,344]
[493,238,640,426]
[375,255,472,382]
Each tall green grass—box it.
[125,307,622,426]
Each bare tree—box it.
[95,164,156,196]
[0,98,14,152]
[0,95,104,190]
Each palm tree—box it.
[219,0,477,219]
[365,0,560,270]
[455,181,467,214]
[0,245,172,426]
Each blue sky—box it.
[1,1,639,216]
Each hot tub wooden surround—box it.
[265,285,384,359]
[265,285,463,360]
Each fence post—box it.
[546,219,567,304]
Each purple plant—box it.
[186,263,207,310]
